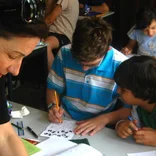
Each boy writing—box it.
[47,17,130,136]
[114,55,156,146]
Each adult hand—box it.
[48,106,64,123]
[133,127,156,146]
[74,115,109,136]
[116,120,138,138]
[121,47,132,55]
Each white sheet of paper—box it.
[127,151,156,156]
[40,120,76,140]
[32,137,77,156]
[55,143,103,156]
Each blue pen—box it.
[128,116,133,122]
[21,121,24,136]
[16,121,20,136]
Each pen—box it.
[128,116,133,122]
[21,121,24,136]
[27,126,38,138]
[54,91,62,123]
[11,122,23,130]
[16,122,20,136]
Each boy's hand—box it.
[116,120,138,138]
[121,47,132,55]
[48,106,64,123]
[133,127,156,146]
[74,115,109,136]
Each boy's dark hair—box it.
[0,0,48,39]
[114,56,156,104]
[71,17,112,62]
[136,7,156,30]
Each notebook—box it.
[32,137,104,156]
[55,143,103,156]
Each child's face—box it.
[117,87,144,106]
[143,20,156,37]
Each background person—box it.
[79,0,109,15]
[121,7,156,56]
[44,0,79,70]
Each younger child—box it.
[121,7,156,56]
[114,55,156,147]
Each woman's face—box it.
[0,36,40,77]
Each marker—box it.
[27,126,38,138]
[11,122,23,130]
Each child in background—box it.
[44,0,79,70]
[114,56,156,147]
[121,7,156,56]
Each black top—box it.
[79,0,106,6]
[0,76,10,124]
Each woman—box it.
[0,1,48,155]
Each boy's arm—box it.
[45,0,55,17]
[46,88,64,123]
[79,3,109,13]
[74,107,131,136]
[0,122,28,156]
[91,3,109,13]
[44,4,62,26]
[134,127,156,146]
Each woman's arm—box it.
[0,122,28,156]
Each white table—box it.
[10,101,156,156]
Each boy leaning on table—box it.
[46,17,131,136]
[114,55,156,147]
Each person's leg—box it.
[45,36,59,71]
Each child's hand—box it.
[74,114,109,136]
[133,127,156,146]
[121,47,132,55]
[48,106,64,123]
[116,120,138,138]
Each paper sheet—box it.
[55,143,103,156]
[40,120,76,140]
[22,139,41,155]
[127,151,156,156]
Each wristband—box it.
[115,120,126,130]
[48,103,56,110]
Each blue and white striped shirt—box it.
[47,44,128,120]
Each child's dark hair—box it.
[136,7,156,30]
[114,56,156,104]
[71,17,112,62]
